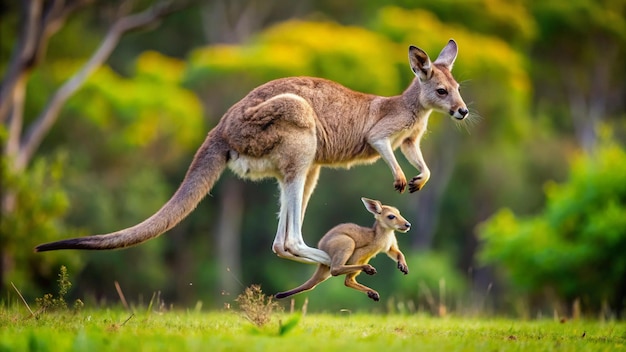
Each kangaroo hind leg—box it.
[273,175,331,265]
[268,95,330,266]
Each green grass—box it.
[1,308,624,352]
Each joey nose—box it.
[450,107,469,120]
[405,222,411,229]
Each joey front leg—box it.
[387,244,409,275]
[400,137,430,193]
[370,139,407,193]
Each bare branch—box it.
[5,77,27,157]
[0,0,92,124]
[14,0,181,171]
[0,0,43,124]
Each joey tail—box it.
[35,129,229,252]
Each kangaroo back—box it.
[35,129,229,251]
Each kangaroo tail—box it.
[35,129,229,252]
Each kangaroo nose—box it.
[458,107,469,117]
[405,222,411,229]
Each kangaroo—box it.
[275,197,410,301]
[35,40,467,267]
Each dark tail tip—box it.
[35,239,90,252]
[34,242,64,252]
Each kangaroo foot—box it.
[367,291,380,301]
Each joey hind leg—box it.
[324,235,377,276]
[344,272,380,301]
[275,265,331,299]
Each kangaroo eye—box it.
[387,215,396,220]
[436,88,448,96]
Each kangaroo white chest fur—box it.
[36,40,468,270]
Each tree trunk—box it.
[215,178,244,296]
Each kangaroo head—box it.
[408,39,468,120]
[361,197,411,233]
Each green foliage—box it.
[35,266,83,313]
[479,137,626,311]
[186,19,400,97]
[0,149,82,295]
[393,251,467,313]
[62,51,205,153]
[414,0,537,44]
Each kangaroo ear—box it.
[408,45,432,81]
[361,197,383,215]
[433,39,458,70]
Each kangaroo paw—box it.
[394,178,407,193]
[367,291,380,301]
[397,261,409,275]
[363,264,377,275]
[408,175,426,193]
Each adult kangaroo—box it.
[36,40,468,266]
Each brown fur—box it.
[275,198,410,301]
[35,40,467,267]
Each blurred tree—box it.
[479,132,626,317]
[530,0,626,152]
[0,0,187,294]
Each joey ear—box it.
[361,197,383,215]
[408,45,432,81]
[433,39,458,70]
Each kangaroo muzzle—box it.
[450,107,469,120]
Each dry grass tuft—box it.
[235,284,282,327]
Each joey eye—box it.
[387,214,396,220]
[436,88,448,96]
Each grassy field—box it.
[1,306,624,352]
